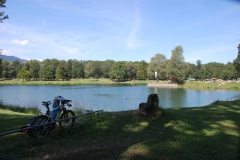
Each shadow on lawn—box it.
[1,101,240,160]
[47,101,240,160]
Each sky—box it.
[0,0,240,64]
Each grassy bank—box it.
[0,100,240,160]
[1,78,240,90]
[179,81,240,90]
[0,78,150,85]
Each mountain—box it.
[0,54,28,63]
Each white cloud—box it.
[11,39,29,45]
[2,50,13,56]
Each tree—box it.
[203,62,224,79]
[166,46,188,82]
[17,68,31,81]
[39,59,55,80]
[29,60,41,80]
[71,60,84,78]
[0,0,9,23]
[220,62,235,80]
[55,60,67,80]
[2,60,9,78]
[109,62,126,81]
[233,44,240,73]
[84,61,95,78]
[187,60,204,80]
[147,53,167,80]
[66,60,73,79]
[101,60,114,78]
[0,49,2,78]
[136,60,148,80]
[8,60,22,78]
[125,61,137,80]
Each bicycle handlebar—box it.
[42,101,51,106]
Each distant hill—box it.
[0,54,28,63]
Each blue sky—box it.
[0,0,240,64]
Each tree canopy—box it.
[0,45,239,82]
[0,0,8,23]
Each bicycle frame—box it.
[28,99,75,138]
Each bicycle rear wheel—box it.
[29,115,51,138]
[59,110,75,129]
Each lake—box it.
[0,84,239,113]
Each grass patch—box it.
[1,79,240,91]
[0,78,151,85]
[0,101,41,115]
[180,81,240,90]
[0,100,240,159]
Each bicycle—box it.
[28,99,75,138]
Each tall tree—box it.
[0,49,2,78]
[136,60,148,80]
[233,44,240,72]
[66,60,73,79]
[147,53,167,80]
[109,62,126,81]
[39,59,55,80]
[2,60,9,78]
[84,61,94,78]
[56,60,67,80]
[220,62,235,80]
[8,60,22,78]
[29,60,41,80]
[0,0,8,23]
[71,60,84,78]
[101,60,114,78]
[203,62,224,79]
[17,68,31,81]
[125,61,137,80]
[166,46,188,82]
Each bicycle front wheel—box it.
[59,110,75,129]
[29,115,51,138]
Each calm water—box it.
[0,85,239,113]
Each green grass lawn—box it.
[0,100,240,160]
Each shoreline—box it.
[0,79,240,90]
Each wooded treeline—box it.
[0,46,239,82]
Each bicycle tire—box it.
[29,115,51,138]
[59,110,75,129]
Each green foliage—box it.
[0,102,41,115]
[233,56,240,72]
[167,46,188,82]
[71,59,84,78]
[147,53,167,80]
[0,57,3,78]
[29,60,40,80]
[0,45,239,81]
[39,59,57,80]
[109,62,126,81]
[56,60,67,80]
[101,60,115,78]
[0,0,8,23]
[125,61,137,80]
[17,68,31,81]
[136,60,148,80]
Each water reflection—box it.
[148,87,186,108]
[0,85,239,112]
